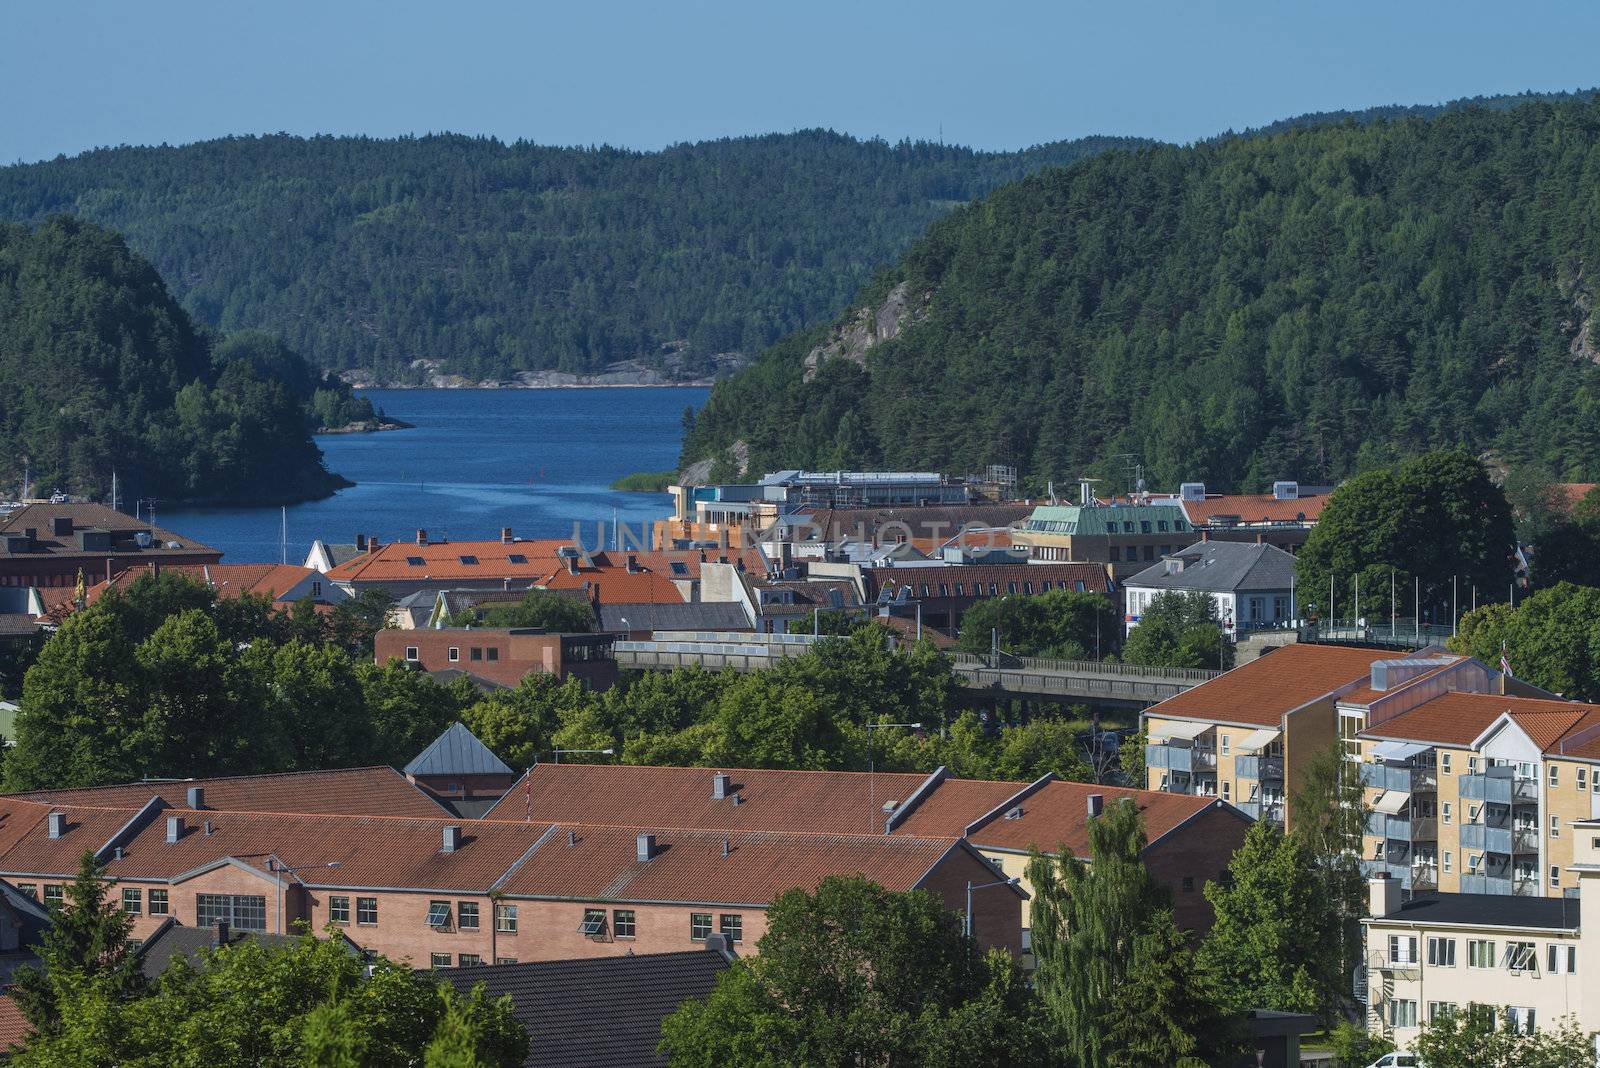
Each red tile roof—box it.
[1149,644,1408,727]
[1554,483,1598,516]
[325,539,575,584]
[0,992,30,1052]
[1360,692,1597,750]
[87,563,324,605]
[889,778,1027,836]
[485,764,935,834]
[1179,493,1326,527]
[11,767,449,819]
[963,781,1222,857]
[496,824,965,905]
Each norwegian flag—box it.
[1500,642,1514,679]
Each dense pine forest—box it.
[682,97,1600,491]
[0,217,368,503]
[0,131,1145,381]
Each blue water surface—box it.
[162,388,707,564]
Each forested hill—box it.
[681,97,1600,492]
[0,218,366,504]
[0,131,1146,382]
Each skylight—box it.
[459,555,479,565]
[406,556,425,567]
[508,554,528,564]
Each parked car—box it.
[1364,1054,1421,1068]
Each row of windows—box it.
[1388,1001,1538,1035]
[1388,935,1577,974]
[327,896,381,926]
[895,578,1091,599]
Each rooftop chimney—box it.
[636,833,656,862]
[501,527,513,544]
[416,529,428,546]
[567,830,577,847]
[626,553,639,573]
[46,812,65,839]
[166,816,184,843]
[355,533,368,551]
[564,555,579,575]
[51,516,72,537]
[368,535,379,554]
[187,786,205,809]
[712,772,731,800]
[212,920,229,947]
[441,825,463,853]
[1369,873,1403,918]
[721,837,730,857]
[1086,794,1104,819]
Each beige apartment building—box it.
[1362,817,1600,1050]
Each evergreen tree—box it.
[11,853,143,1034]
[1104,909,1244,1068]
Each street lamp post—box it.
[266,858,342,935]
[866,722,921,833]
[965,876,1021,938]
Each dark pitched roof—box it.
[440,948,732,1067]
[405,723,513,778]
[1382,892,1582,930]
[1123,541,1297,593]
[597,601,752,632]
[136,921,303,979]
[0,503,217,560]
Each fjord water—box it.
[162,388,708,564]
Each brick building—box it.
[0,503,220,588]
[374,628,619,690]
[861,561,1115,632]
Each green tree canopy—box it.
[448,589,593,632]
[1120,591,1228,669]
[660,875,1040,1067]
[1450,582,1600,701]
[956,589,1119,660]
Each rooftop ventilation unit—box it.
[1179,483,1206,501]
[1004,806,1024,821]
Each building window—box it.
[1548,943,1577,974]
[989,583,998,596]
[1468,804,1481,824]
[690,913,713,940]
[1108,547,1121,562]
[1441,753,1452,774]
[1550,765,1559,788]
[1506,1007,1536,1035]
[1579,768,1589,791]
[310,581,322,597]
[357,898,378,926]
[1442,851,1452,873]
[196,894,266,932]
[495,957,518,965]
[148,889,168,915]
[121,888,141,915]
[1388,935,1417,965]
[426,901,452,928]
[430,953,452,969]
[405,646,419,661]
[720,914,743,943]
[1220,735,1230,755]
[458,954,482,966]
[1428,1001,1458,1023]
[495,904,518,933]
[14,884,35,900]
[329,896,350,924]
[458,902,480,930]
[1551,815,1560,838]
[1427,937,1455,967]
[42,885,62,908]
[448,647,460,662]
[487,647,499,661]
[1022,582,1033,595]
[614,909,636,938]
[1388,1000,1417,1028]
[1221,781,1230,801]
[1467,939,1497,969]
[939,583,949,597]
[1551,865,1561,889]
[578,908,606,936]
[954,583,965,596]
[1468,756,1478,774]
[1142,545,1155,561]
[470,647,483,661]
[1441,802,1452,824]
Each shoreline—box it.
[347,382,718,391]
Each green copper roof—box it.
[1021,504,1190,537]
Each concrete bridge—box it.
[612,632,1219,707]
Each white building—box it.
[1121,541,1297,636]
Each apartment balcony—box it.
[1360,762,1438,793]
[1460,769,1539,806]
[1513,829,1540,854]
[1460,873,1512,896]
[1410,865,1438,891]
[1190,748,1218,772]
[1238,800,1285,825]
[1512,876,1542,897]
[1411,817,1438,842]
[1360,859,1412,884]
[1236,754,1284,781]
[1145,743,1194,774]
[1461,823,1512,854]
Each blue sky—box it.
[5,0,1598,163]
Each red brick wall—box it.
[374,630,617,690]
[914,846,1025,958]
[1143,804,1250,936]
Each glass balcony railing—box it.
[1238,800,1285,825]
[1461,824,1512,854]
[1236,754,1284,781]
[1411,865,1438,891]
[1145,744,1193,774]
[1460,873,1512,896]
[1360,762,1439,793]
[1460,770,1539,805]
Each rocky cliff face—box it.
[801,281,926,382]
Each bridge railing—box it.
[949,653,1220,684]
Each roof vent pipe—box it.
[46,812,65,839]
[721,837,730,858]
[567,830,576,847]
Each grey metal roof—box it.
[1384,892,1581,930]
[1122,541,1296,594]
[441,947,732,1067]
[404,722,513,778]
[598,601,752,632]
